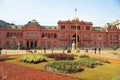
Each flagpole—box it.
[75,8,78,52]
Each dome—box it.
[27,19,40,26]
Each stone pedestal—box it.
[72,41,75,50]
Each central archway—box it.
[72,34,79,49]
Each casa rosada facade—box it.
[0,19,120,49]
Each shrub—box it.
[47,53,74,60]
[92,58,110,63]
[21,54,47,64]
[77,58,110,68]
[77,58,95,68]
[111,46,119,51]
[46,60,83,73]
[80,54,89,58]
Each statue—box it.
[72,41,75,50]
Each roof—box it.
[41,26,57,30]
[92,27,105,32]
[0,20,10,28]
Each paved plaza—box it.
[1,49,120,60]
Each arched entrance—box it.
[26,40,38,49]
[72,34,79,49]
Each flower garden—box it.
[1,52,120,80]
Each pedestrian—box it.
[44,47,46,53]
[98,48,101,54]
[94,48,97,54]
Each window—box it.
[110,35,112,40]
[67,42,71,47]
[54,33,57,38]
[48,41,51,48]
[71,26,76,30]
[41,41,45,47]
[93,42,96,47]
[54,42,57,47]
[98,42,102,47]
[42,33,45,38]
[61,25,65,29]
[6,41,10,46]
[61,42,64,47]
[86,42,90,47]
[68,34,70,39]
[27,32,38,38]
[86,26,90,30]
[86,34,90,39]
[61,33,65,38]
[48,33,51,38]
[103,42,107,47]
[77,26,80,30]
[71,26,80,30]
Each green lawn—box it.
[5,54,120,80]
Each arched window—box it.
[54,33,57,38]
[20,32,23,37]
[54,41,57,47]
[42,33,45,38]
[6,32,9,38]
[48,33,51,38]
[110,35,112,40]
[48,41,51,48]
[61,42,64,47]
[68,34,70,39]
[61,33,64,38]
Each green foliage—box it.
[77,58,95,68]
[21,54,47,64]
[47,60,84,73]
[92,58,110,63]
[80,54,89,58]
[111,46,119,51]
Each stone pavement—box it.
[0,62,78,80]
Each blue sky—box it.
[0,0,120,26]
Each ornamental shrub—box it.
[47,60,83,73]
[21,54,46,64]
[47,53,74,60]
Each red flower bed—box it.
[0,62,79,80]
[47,53,74,60]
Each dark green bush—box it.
[77,58,95,68]
[47,60,83,73]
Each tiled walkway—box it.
[0,62,79,80]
